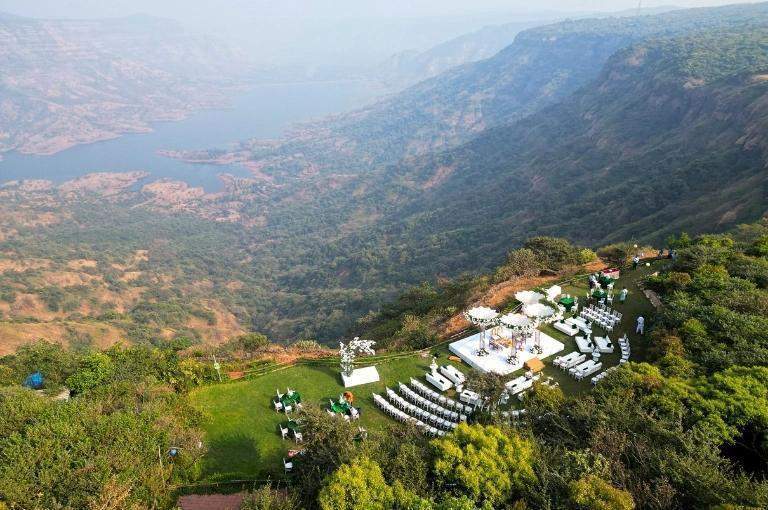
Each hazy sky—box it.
[0,1,760,67]
[0,1,755,20]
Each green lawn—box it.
[189,261,662,482]
[189,351,467,481]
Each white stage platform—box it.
[341,366,380,388]
[449,331,564,375]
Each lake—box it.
[0,80,379,191]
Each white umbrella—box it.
[465,306,499,323]
[464,307,499,356]
[515,290,545,305]
[499,313,532,329]
[522,303,555,320]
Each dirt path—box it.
[178,493,244,510]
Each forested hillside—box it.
[175,2,768,176]
[3,5,768,346]
[4,223,768,509]
[350,28,768,277]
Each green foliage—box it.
[569,475,635,510]
[319,457,394,510]
[232,332,270,352]
[494,248,541,282]
[432,424,535,506]
[749,236,768,257]
[0,381,204,509]
[292,339,323,351]
[523,237,585,271]
[5,340,76,387]
[241,486,297,510]
[597,243,633,267]
[65,351,115,395]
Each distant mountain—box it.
[184,2,768,182]
[371,21,544,92]
[8,3,768,343]
[370,6,682,93]
[0,13,249,156]
[354,28,768,279]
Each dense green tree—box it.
[65,351,115,395]
[432,424,535,506]
[319,457,394,510]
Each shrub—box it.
[242,486,297,510]
[597,243,633,267]
[292,339,323,351]
[524,237,584,271]
[494,248,541,282]
[569,475,635,510]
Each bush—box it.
[292,339,323,351]
[597,243,633,267]
[569,475,635,510]
[494,248,542,282]
[396,315,438,350]
[242,486,297,510]
[232,333,270,352]
[523,237,584,271]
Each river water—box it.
[0,80,378,191]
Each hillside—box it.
[170,2,768,177]
[371,20,541,92]
[4,6,768,347]
[0,13,248,156]
[349,28,768,277]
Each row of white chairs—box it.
[586,303,622,321]
[592,366,618,385]
[619,335,631,363]
[373,393,447,437]
[410,377,472,414]
[386,388,458,431]
[582,308,620,323]
[580,309,621,331]
[398,382,465,422]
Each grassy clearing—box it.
[188,262,661,482]
[189,351,467,481]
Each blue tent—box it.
[23,371,44,389]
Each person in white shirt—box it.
[636,316,645,335]
[619,288,628,303]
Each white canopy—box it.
[515,290,545,305]
[498,313,532,329]
[546,285,562,301]
[464,306,499,325]
[522,303,556,319]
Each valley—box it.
[2,4,768,350]
[2,2,768,509]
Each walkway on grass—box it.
[178,493,243,510]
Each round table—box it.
[558,297,576,311]
[598,275,615,288]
